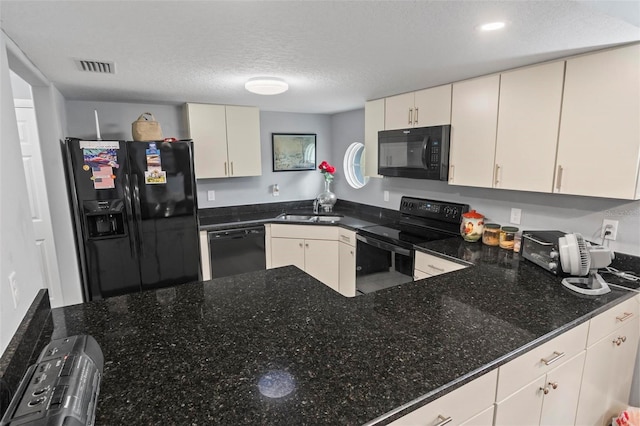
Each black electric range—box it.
[357,196,469,248]
[354,197,469,295]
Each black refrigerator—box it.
[63,138,201,301]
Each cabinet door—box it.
[270,238,305,270]
[385,92,415,130]
[495,61,564,192]
[606,319,640,422]
[413,84,452,127]
[539,351,585,426]
[459,406,494,426]
[575,320,640,426]
[414,251,467,277]
[556,44,640,199]
[199,230,211,280]
[225,106,262,177]
[338,241,356,297]
[364,99,385,177]
[494,375,545,425]
[186,103,228,178]
[305,240,339,292]
[449,75,500,188]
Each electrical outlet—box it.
[602,219,619,240]
[8,271,18,308]
[207,190,215,201]
[384,191,389,202]
[510,208,522,225]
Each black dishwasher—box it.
[208,226,266,278]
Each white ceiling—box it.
[1,1,639,114]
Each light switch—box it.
[510,208,522,225]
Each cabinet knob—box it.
[549,381,558,390]
[299,243,303,248]
[305,243,309,248]
[540,386,550,395]
[613,336,627,346]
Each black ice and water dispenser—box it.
[83,199,126,239]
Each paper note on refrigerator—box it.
[92,166,115,189]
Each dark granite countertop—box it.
[47,236,639,425]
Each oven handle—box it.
[356,234,412,257]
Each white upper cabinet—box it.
[186,103,262,179]
[364,99,385,177]
[384,84,452,130]
[494,61,565,192]
[449,74,500,188]
[556,44,640,199]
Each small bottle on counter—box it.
[482,223,501,246]
[499,226,519,250]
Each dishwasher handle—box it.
[209,226,265,240]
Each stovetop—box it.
[357,197,469,248]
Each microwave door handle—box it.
[523,234,554,246]
[421,136,430,169]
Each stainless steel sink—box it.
[275,213,342,223]
[277,214,315,222]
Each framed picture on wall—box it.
[272,133,317,171]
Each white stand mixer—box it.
[558,233,613,296]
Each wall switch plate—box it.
[384,191,389,202]
[510,208,522,225]
[207,190,215,201]
[8,271,18,308]
[602,219,619,240]
[272,184,280,197]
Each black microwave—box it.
[378,125,450,180]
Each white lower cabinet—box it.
[575,296,640,426]
[267,224,355,297]
[414,251,467,279]
[199,230,211,280]
[495,351,585,426]
[389,370,497,426]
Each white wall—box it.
[0,34,45,353]
[331,109,640,256]
[65,101,334,208]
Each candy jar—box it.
[460,210,485,242]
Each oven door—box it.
[356,234,414,295]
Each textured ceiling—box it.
[1,1,639,114]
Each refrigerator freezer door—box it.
[127,141,200,290]
[64,139,141,300]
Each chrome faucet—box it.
[313,197,320,214]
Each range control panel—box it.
[399,196,470,224]
[1,336,103,426]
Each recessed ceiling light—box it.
[245,77,289,95]
[479,21,506,31]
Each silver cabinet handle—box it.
[224,162,228,176]
[541,351,565,366]
[555,165,563,190]
[449,165,455,182]
[408,108,413,125]
[428,264,445,272]
[494,164,501,186]
[414,107,419,125]
[434,415,452,426]
[616,312,634,322]
[231,161,234,176]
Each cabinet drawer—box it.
[587,296,640,346]
[338,228,356,247]
[389,370,497,426]
[415,251,467,277]
[270,224,339,240]
[496,321,588,401]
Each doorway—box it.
[10,71,64,307]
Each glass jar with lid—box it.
[499,226,519,250]
[482,223,501,246]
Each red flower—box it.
[318,160,335,182]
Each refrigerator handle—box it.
[123,173,139,259]
[132,174,144,257]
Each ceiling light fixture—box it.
[479,21,506,31]
[245,77,289,95]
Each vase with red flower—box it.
[317,161,337,212]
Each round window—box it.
[343,142,369,189]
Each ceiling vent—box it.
[74,59,115,74]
